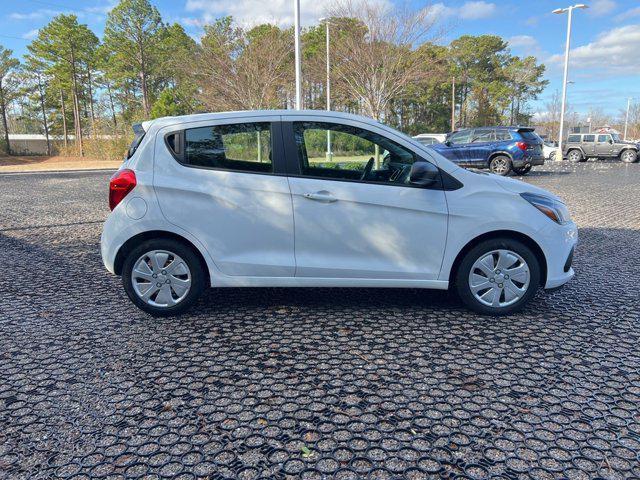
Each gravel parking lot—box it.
[1,162,639,479]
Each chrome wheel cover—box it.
[491,157,509,175]
[131,250,192,308]
[469,249,531,308]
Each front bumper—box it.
[541,221,578,289]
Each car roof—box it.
[141,109,384,131]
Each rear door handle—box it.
[302,191,337,203]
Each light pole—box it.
[624,97,632,140]
[319,17,332,160]
[294,0,302,110]
[553,3,588,161]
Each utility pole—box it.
[320,18,332,160]
[294,0,302,110]
[451,77,456,132]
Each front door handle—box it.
[302,191,337,203]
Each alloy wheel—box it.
[569,151,582,162]
[131,250,192,307]
[621,150,636,163]
[490,157,509,175]
[468,249,531,308]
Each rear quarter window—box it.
[495,130,512,141]
[567,135,581,143]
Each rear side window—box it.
[472,129,494,142]
[567,135,581,143]
[127,123,146,159]
[582,135,595,142]
[181,122,272,173]
[495,130,512,141]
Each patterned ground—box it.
[1,161,639,479]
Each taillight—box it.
[516,141,528,151]
[109,169,137,211]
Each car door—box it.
[467,129,495,166]
[433,130,473,164]
[581,134,596,156]
[154,116,295,277]
[283,118,448,280]
[595,134,613,157]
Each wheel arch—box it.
[619,147,638,157]
[448,230,547,287]
[487,151,513,162]
[114,230,211,284]
[567,147,584,159]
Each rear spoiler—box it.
[516,127,535,133]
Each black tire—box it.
[122,238,207,317]
[454,238,541,316]
[512,165,532,176]
[620,149,638,163]
[489,155,512,176]
[567,149,583,163]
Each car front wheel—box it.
[620,150,638,163]
[455,238,541,316]
[489,155,512,175]
[122,238,206,316]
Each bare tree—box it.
[327,0,446,123]
[195,19,293,111]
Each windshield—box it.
[611,133,621,142]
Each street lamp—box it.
[294,0,302,110]
[319,17,332,160]
[553,3,588,161]
[624,97,632,140]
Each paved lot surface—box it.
[1,162,639,479]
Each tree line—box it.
[0,0,551,158]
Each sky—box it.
[0,0,639,119]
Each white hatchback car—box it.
[101,110,577,317]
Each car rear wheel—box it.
[122,238,206,316]
[620,149,638,163]
[489,155,512,176]
[567,150,584,162]
[513,165,532,175]
[455,238,541,316]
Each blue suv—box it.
[430,127,545,176]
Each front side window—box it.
[448,130,472,145]
[182,122,272,173]
[293,122,424,186]
[598,134,610,142]
[582,135,595,143]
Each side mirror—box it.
[409,161,440,187]
[444,140,452,147]
[608,139,614,144]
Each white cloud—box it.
[548,24,640,76]
[589,0,616,15]
[615,6,640,21]
[432,1,497,21]
[184,0,353,27]
[22,29,39,40]
[9,10,58,20]
[458,1,497,20]
[508,35,538,49]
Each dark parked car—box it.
[431,127,545,176]
[563,133,638,163]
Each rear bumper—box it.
[513,155,545,168]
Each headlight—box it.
[520,192,572,224]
